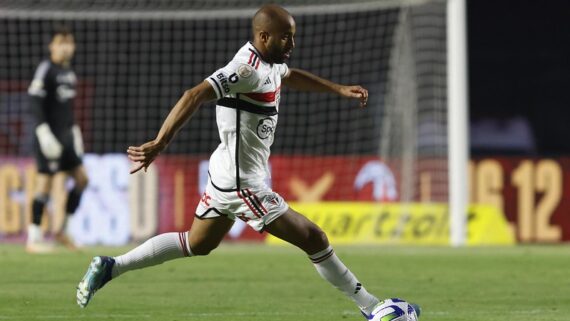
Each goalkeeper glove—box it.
[35,123,63,160]
[72,124,84,157]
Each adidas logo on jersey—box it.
[263,77,272,85]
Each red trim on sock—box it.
[179,232,190,257]
[311,249,335,264]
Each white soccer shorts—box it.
[195,180,289,232]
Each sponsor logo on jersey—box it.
[263,77,272,85]
[57,72,77,85]
[257,117,276,139]
[216,72,231,94]
[56,85,76,102]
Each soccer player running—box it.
[27,27,88,253]
[77,4,420,319]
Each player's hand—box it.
[337,85,368,108]
[127,140,166,174]
[35,123,63,160]
[72,125,84,157]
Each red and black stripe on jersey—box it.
[242,85,281,103]
[216,85,281,116]
[217,98,277,116]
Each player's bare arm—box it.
[127,80,217,174]
[282,68,368,108]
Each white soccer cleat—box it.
[76,256,115,308]
[26,224,54,254]
[25,241,55,254]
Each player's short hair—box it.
[51,24,73,40]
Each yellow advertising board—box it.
[266,203,515,246]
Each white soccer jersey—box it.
[205,42,290,191]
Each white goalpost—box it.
[447,0,469,246]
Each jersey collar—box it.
[247,41,269,65]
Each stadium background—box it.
[0,0,569,246]
[1,2,570,321]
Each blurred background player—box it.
[26,27,89,253]
[77,5,420,319]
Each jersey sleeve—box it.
[205,60,260,99]
[28,61,51,125]
[277,63,290,79]
[28,61,51,98]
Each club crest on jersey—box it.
[257,117,276,139]
[267,193,280,206]
[237,64,253,78]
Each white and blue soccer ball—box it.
[369,298,420,321]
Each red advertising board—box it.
[131,155,570,243]
[152,156,400,240]
[1,155,569,243]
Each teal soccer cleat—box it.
[410,303,421,318]
[76,256,115,308]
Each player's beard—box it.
[267,43,288,64]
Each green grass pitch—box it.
[0,243,568,320]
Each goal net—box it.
[0,0,449,244]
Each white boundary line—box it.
[0,311,358,320]
[3,310,555,319]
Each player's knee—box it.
[312,226,329,246]
[34,193,50,203]
[76,176,89,191]
[35,178,53,195]
[306,225,329,250]
[189,242,218,256]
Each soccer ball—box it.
[369,298,420,321]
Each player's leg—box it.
[265,208,380,316]
[26,173,54,253]
[66,164,89,215]
[76,215,234,308]
[56,133,88,243]
[113,215,234,276]
[55,164,89,249]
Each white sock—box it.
[65,215,74,236]
[27,224,43,244]
[112,232,192,278]
[310,246,379,315]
